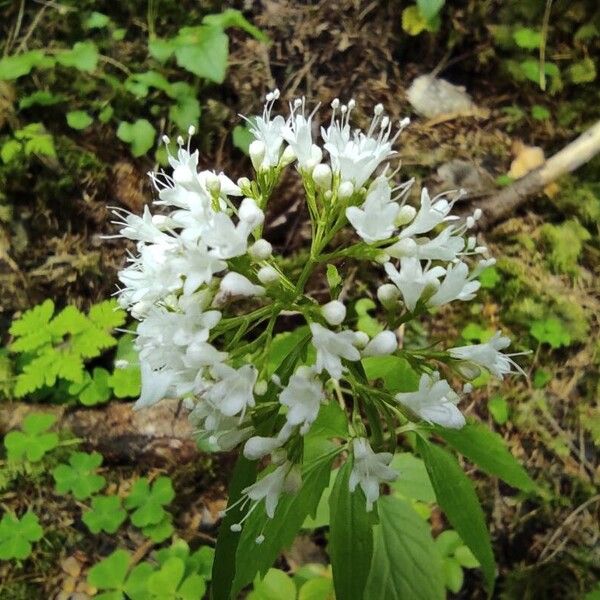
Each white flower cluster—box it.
[113,91,525,532]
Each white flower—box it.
[203,211,255,259]
[349,438,397,511]
[363,330,397,356]
[173,241,227,295]
[321,300,346,326]
[395,373,465,429]
[322,100,403,188]
[399,188,459,239]
[242,461,301,518]
[204,363,258,417]
[449,331,526,378]
[310,323,361,380]
[281,97,322,169]
[110,205,170,244]
[245,90,286,169]
[134,361,175,410]
[427,261,480,306]
[384,258,445,312]
[346,177,399,243]
[279,366,325,434]
[243,428,291,460]
[219,272,265,298]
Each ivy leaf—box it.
[87,549,130,595]
[328,459,374,600]
[56,41,99,72]
[83,495,127,534]
[53,451,106,500]
[9,299,54,352]
[174,26,229,83]
[124,476,174,527]
[4,413,58,462]
[364,496,445,600]
[417,437,496,594]
[117,119,156,157]
[66,110,93,130]
[0,511,44,560]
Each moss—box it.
[539,219,591,275]
[551,177,600,226]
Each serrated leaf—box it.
[56,41,99,72]
[530,317,571,348]
[417,437,496,593]
[83,495,127,534]
[364,496,445,600]
[48,305,89,336]
[174,26,229,83]
[9,299,54,351]
[329,459,374,600]
[117,119,156,157]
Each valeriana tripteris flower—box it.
[349,438,398,511]
[384,258,445,311]
[395,372,465,429]
[449,331,527,378]
[281,97,322,169]
[278,366,325,434]
[310,322,361,380]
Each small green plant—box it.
[401,0,445,36]
[0,511,43,560]
[435,530,480,593]
[0,123,56,164]
[52,451,106,500]
[8,298,139,403]
[124,476,175,542]
[4,413,58,462]
[530,317,571,349]
[82,495,128,534]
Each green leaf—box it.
[148,38,176,63]
[0,50,50,80]
[443,557,464,593]
[231,449,339,596]
[232,124,253,155]
[9,299,54,351]
[298,577,334,600]
[0,511,43,560]
[70,367,112,406]
[455,544,480,568]
[66,110,93,130]
[532,369,552,389]
[174,26,229,83]
[389,452,436,503]
[568,58,596,84]
[325,265,342,296]
[354,298,383,337]
[123,563,155,600]
[434,530,462,557]
[84,11,111,29]
[4,412,59,462]
[417,437,496,593]
[170,95,201,131]
[212,456,259,600]
[249,568,296,600]
[117,119,156,157]
[124,476,174,527]
[362,355,419,393]
[19,91,64,109]
[147,556,184,596]
[513,27,542,49]
[1,139,22,164]
[531,105,550,121]
[57,41,99,72]
[88,549,130,592]
[416,0,445,21]
[436,422,536,492]
[203,9,269,43]
[488,395,509,425]
[478,266,500,289]
[530,317,571,348]
[53,451,106,500]
[109,366,141,398]
[364,496,445,600]
[328,459,374,600]
[83,495,127,534]
[99,105,114,123]
[401,6,428,36]
[142,515,174,542]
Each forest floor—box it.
[0,1,599,598]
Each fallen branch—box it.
[466,120,600,230]
[0,400,199,465]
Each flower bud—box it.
[249,140,266,171]
[353,331,370,348]
[220,272,265,297]
[457,362,481,380]
[386,238,417,259]
[243,435,282,460]
[338,181,354,200]
[363,330,397,356]
[254,380,268,395]
[395,204,417,226]
[239,197,264,228]
[237,176,251,193]
[279,145,296,167]
[248,239,273,260]
[377,283,400,307]
[257,265,279,285]
[312,163,332,190]
[321,300,346,326]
